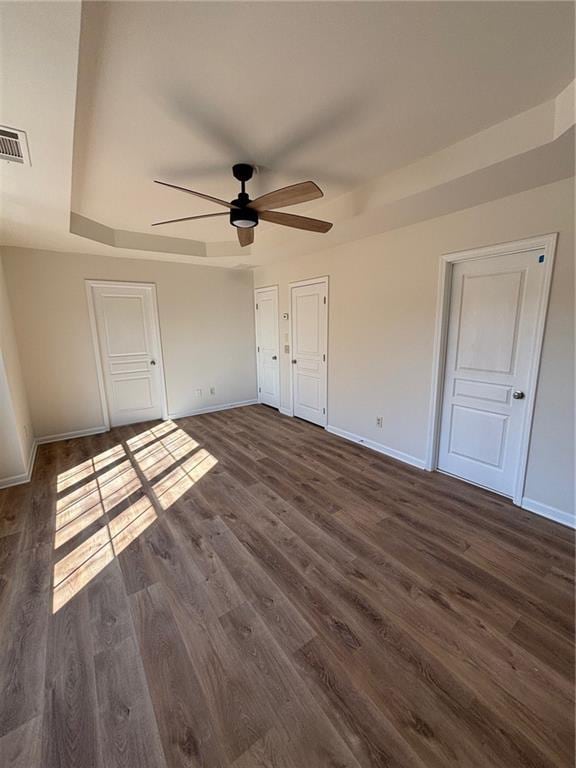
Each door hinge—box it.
[322,407,326,414]
[256,303,259,309]
[258,387,261,393]
[257,346,260,352]
[322,353,326,362]
[323,296,327,304]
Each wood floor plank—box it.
[0,530,21,617]
[508,616,575,681]
[88,557,135,656]
[130,582,227,768]
[247,481,357,570]
[156,488,247,619]
[166,586,274,763]
[197,511,317,654]
[378,517,573,640]
[221,604,363,768]
[0,404,572,767]
[293,637,429,768]
[0,540,51,738]
[94,635,168,768]
[0,714,43,768]
[41,589,103,768]
[0,481,29,539]
[464,537,574,617]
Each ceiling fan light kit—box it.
[153,163,333,247]
[230,207,258,228]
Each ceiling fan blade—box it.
[237,227,254,247]
[152,212,228,227]
[259,210,332,233]
[154,180,236,209]
[250,181,323,211]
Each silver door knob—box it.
[291,359,297,364]
[150,360,156,366]
[512,390,525,400]
[272,355,277,360]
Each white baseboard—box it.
[35,425,108,445]
[169,399,258,420]
[326,428,574,528]
[1,425,107,488]
[279,407,294,417]
[521,497,575,529]
[326,425,427,470]
[0,439,38,489]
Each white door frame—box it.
[254,285,280,407]
[86,280,169,430]
[288,275,329,426]
[425,233,557,505]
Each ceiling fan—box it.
[152,164,333,247]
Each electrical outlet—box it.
[376,416,383,428]
[210,387,215,396]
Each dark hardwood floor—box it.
[0,404,573,767]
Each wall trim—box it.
[36,425,109,445]
[521,497,575,529]
[0,439,38,489]
[326,425,426,470]
[169,399,258,420]
[279,406,294,417]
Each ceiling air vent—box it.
[0,126,30,165]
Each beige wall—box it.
[254,178,575,520]
[0,251,33,481]
[2,249,257,438]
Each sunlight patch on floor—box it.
[56,444,127,492]
[55,459,140,548]
[52,422,216,613]
[152,449,218,510]
[134,430,200,483]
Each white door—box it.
[291,279,328,426]
[438,249,548,496]
[255,287,280,409]
[89,282,166,427]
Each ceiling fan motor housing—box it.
[230,200,258,228]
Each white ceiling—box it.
[0,2,574,267]
[72,1,575,240]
